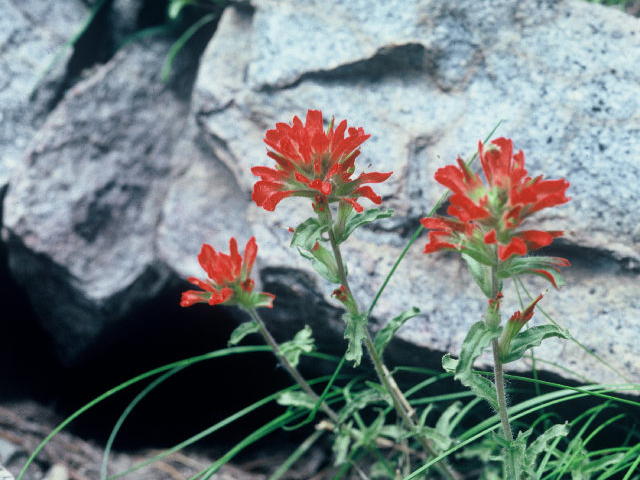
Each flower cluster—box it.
[181,237,275,310]
[252,109,392,212]
[421,138,570,286]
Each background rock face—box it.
[3,39,192,364]
[0,0,89,190]
[2,0,640,387]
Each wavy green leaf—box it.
[500,325,570,364]
[373,307,420,356]
[344,313,368,366]
[227,321,259,346]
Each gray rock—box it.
[0,463,14,480]
[0,0,88,190]
[162,0,640,385]
[2,39,192,365]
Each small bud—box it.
[499,292,544,361]
[332,285,348,302]
[485,291,503,328]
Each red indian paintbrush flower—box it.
[181,237,275,309]
[252,109,392,212]
[422,138,570,288]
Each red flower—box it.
[422,138,570,262]
[181,237,275,309]
[252,110,392,212]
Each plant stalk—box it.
[247,307,340,423]
[491,338,513,442]
[488,266,519,479]
[326,211,462,480]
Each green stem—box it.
[488,267,519,479]
[247,307,340,423]
[325,208,462,480]
[491,338,513,442]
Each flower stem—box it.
[326,210,462,480]
[491,338,513,442]
[248,306,426,474]
[488,267,519,479]
[247,307,340,423]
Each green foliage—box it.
[462,253,496,298]
[276,391,317,410]
[443,321,501,410]
[290,217,330,250]
[500,324,571,364]
[227,320,259,346]
[503,256,567,288]
[333,208,394,244]
[373,307,420,356]
[343,312,369,366]
[279,325,315,367]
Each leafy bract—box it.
[334,208,394,244]
[500,325,570,364]
[462,253,495,298]
[290,217,330,250]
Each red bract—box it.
[252,109,392,212]
[422,138,570,262]
[181,237,275,310]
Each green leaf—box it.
[523,423,569,476]
[298,247,341,283]
[343,312,368,366]
[435,401,463,438]
[227,321,259,346]
[415,425,453,452]
[168,0,190,19]
[462,253,495,298]
[276,391,317,410]
[359,410,387,445]
[501,256,568,288]
[378,424,407,442]
[332,426,352,466]
[442,321,501,409]
[373,307,420,356]
[500,325,570,364]
[443,354,499,410]
[457,321,501,376]
[334,208,394,244]
[290,217,329,250]
[338,386,390,423]
[280,326,315,368]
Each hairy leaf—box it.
[523,423,569,476]
[332,426,352,466]
[298,247,341,283]
[436,401,463,438]
[457,321,501,376]
[343,313,369,366]
[290,217,330,250]
[462,253,495,298]
[338,386,388,423]
[500,325,570,364]
[227,320,259,346]
[443,354,498,410]
[277,391,317,410]
[280,325,315,367]
[334,208,394,244]
[373,307,420,356]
